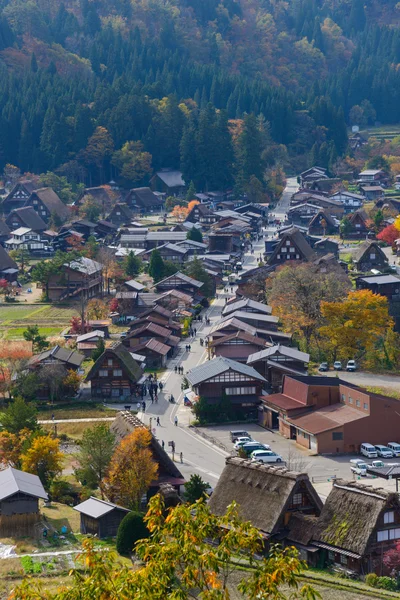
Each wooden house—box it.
[0,467,48,537]
[2,180,38,214]
[74,497,130,539]
[186,356,266,416]
[44,257,103,301]
[268,228,316,266]
[353,241,388,272]
[345,210,371,238]
[83,186,113,213]
[356,274,400,331]
[150,170,186,197]
[209,331,268,362]
[219,311,279,331]
[330,190,364,212]
[186,203,217,225]
[76,330,105,357]
[307,211,338,236]
[6,207,47,232]
[312,238,339,258]
[26,188,70,223]
[247,345,309,395]
[312,480,400,575]
[106,203,134,227]
[155,271,204,297]
[209,458,322,545]
[85,342,144,399]
[287,203,321,227]
[359,186,385,201]
[126,187,164,213]
[0,245,18,282]
[143,243,189,265]
[129,338,172,368]
[299,167,328,187]
[111,412,185,495]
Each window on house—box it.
[281,247,287,253]
[370,253,376,260]
[296,254,300,259]
[225,386,256,395]
[99,370,108,377]
[328,551,335,562]
[286,255,290,259]
[292,493,302,505]
[108,359,112,366]
[332,432,343,440]
[348,397,353,404]
[389,528,400,540]
[286,240,290,246]
[377,530,389,542]
[356,400,360,407]
[340,555,348,565]
[277,255,281,260]
[113,369,122,377]
[341,394,345,402]
[355,223,361,228]
[289,247,295,253]
[363,403,368,410]
[384,511,395,524]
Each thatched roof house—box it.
[111,412,185,495]
[208,457,322,539]
[311,479,400,574]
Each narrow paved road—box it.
[106,234,268,485]
[272,176,297,220]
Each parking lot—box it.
[202,423,400,498]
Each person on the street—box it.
[188,344,191,351]
[174,416,178,426]
[162,440,165,449]
[52,413,55,421]
[174,365,178,373]
[170,394,175,403]
[194,328,197,335]
[159,381,163,391]
[180,452,183,463]
[156,417,160,426]
[142,401,146,412]
[155,394,158,403]
[200,338,203,346]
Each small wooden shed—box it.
[74,497,130,538]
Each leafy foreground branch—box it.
[9,495,320,600]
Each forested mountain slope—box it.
[0,0,398,187]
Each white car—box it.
[375,445,394,458]
[233,437,254,450]
[388,442,400,457]
[251,450,283,464]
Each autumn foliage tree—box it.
[86,298,109,320]
[171,204,189,222]
[105,428,158,510]
[11,495,319,600]
[0,341,32,397]
[320,289,394,360]
[266,262,350,351]
[377,224,399,247]
[21,435,63,492]
[0,428,31,468]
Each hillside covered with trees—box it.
[0,0,398,188]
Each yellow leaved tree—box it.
[21,435,63,491]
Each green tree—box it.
[0,397,37,434]
[79,194,101,222]
[112,141,152,184]
[23,325,49,353]
[237,113,264,186]
[124,250,141,277]
[9,248,30,274]
[84,126,114,183]
[185,257,213,298]
[373,209,384,230]
[184,474,210,503]
[116,511,149,556]
[340,216,352,239]
[148,248,164,283]
[186,226,203,243]
[75,423,115,493]
[91,338,105,363]
[185,180,196,202]
[30,52,38,72]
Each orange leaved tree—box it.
[105,428,158,510]
[171,205,189,222]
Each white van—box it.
[388,443,400,457]
[360,443,378,458]
[350,459,368,476]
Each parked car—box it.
[333,360,342,370]
[350,459,368,476]
[230,430,250,443]
[251,450,283,464]
[360,443,378,458]
[388,442,400,457]
[371,460,385,469]
[233,437,254,450]
[240,442,270,456]
[318,362,329,372]
[375,445,394,458]
[346,360,357,372]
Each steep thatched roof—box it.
[313,480,397,556]
[208,457,322,537]
[85,342,142,382]
[286,513,318,546]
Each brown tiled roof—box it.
[261,394,307,412]
[126,322,172,339]
[287,403,367,434]
[134,338,171,356]
[210,331,267,348]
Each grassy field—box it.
[43,420,113,441]
[37,403,116,420]
[0,303,80,339]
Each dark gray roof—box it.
[29,345,84,368]
[155,170,185,188]
[123,279,145,291]
[0,220,10,237]
[129,187,163,207]
[0,467,48,501]
[360,275,400,285]
[222,298,273,317]
[74,496,129,518]
[270,228,315,263]
[65,257,103,275]
[7,207,47,231]
[186,356,266,386]
[221,311,279,325]
[0,246,18,272]
[32,188,70,219]
[156,271,204,288]
[146,232,187,242]
[353,241,387,263]
[86,342,143,382]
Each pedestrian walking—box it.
[194,328,197,335]
[200,338,203,346]
[162,440,165,449]
[188,344,191,351]
[174,365,178,373]
[155,394,158,403]
[142,401,146,412]
[180,452,183,463]
[159,381,163,391]
[174,416,178,426]
[137,402,141,412]
[156,417,160,426]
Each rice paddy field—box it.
[0,304,79,339]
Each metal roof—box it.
[74,497,129,518]
[157,271,204,288]
[0,467,48,501]
[247,344,310,364]
[146,232,187,241]
[155,170,185,188]
[65,257,103,275]
[221,311,279,325]
[123,279,145,291]
[222,298,273,317]
[186,356,266,386]
[360,275,400,285]
[76,330,105,343]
